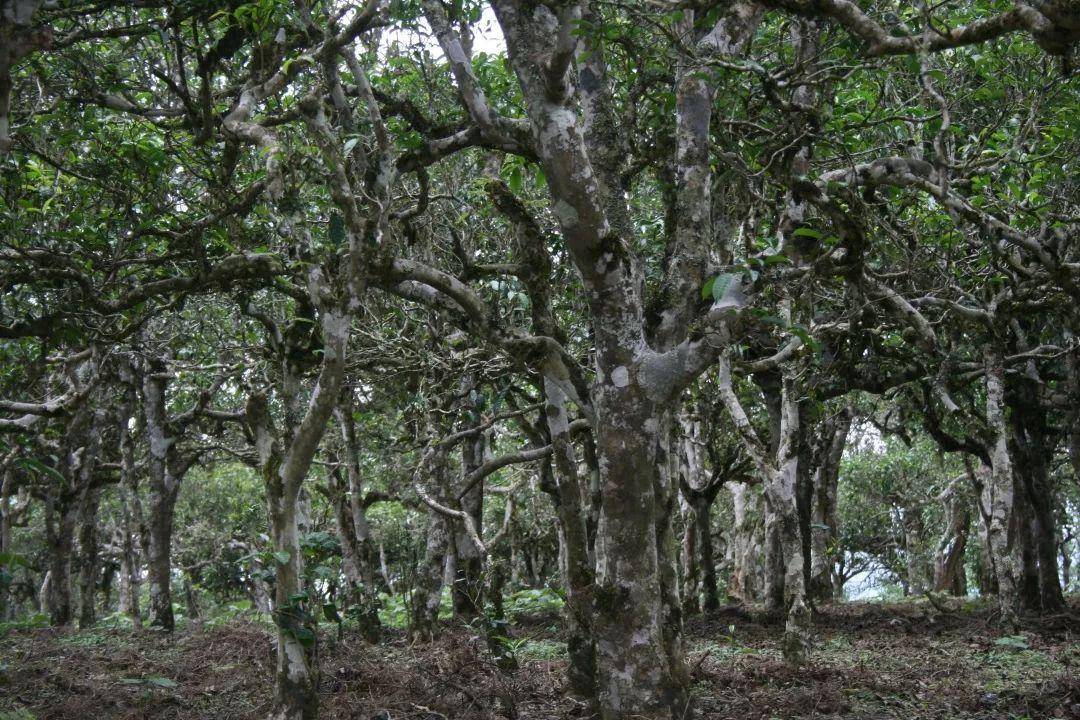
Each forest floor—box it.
[1,596,1077,720]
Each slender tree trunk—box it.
[328,466,365,599]
[653,412,687,692]
[1060,536,1071,590]
[679,493,700,616]
[453,422,486,619]
[542,378,596,697]
[412,446,451,642]
[267,486,316,720]
[903,504,927,595]
[764,439,810,663]
[984,348,1020,626]
[117,379,142,627]
[334,397,381,640]
[809,408,851,602]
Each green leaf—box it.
[700,276,716,300]
[328,212,345,246]
[792,227,822,239]
[507,165,523,193]
[147,676,179,688]
[273,551,291,565]
[292,627,316,647]
[994,635,1029,650]
[711,273,739,302]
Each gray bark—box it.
[984,347,1020,627]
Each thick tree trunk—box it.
[591,394,687,718]
[1013,492,1042,611]
[44,494,76,626]
[412,510,450,641]
[146,487,179,631]
[1009,404,1065,612]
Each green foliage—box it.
[503,587,564,619]
[0,614,48,636]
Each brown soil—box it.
[1,598,1077,719]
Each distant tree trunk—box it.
[932,479,970,596]
[679,494,700,616]
[903,502,927,595]
[1061,535,1072,590]
[326,399,382,642]
[696,497,720,612]
[77,486,101,628]
[378,543,394,595]
[727,481,760,603]
[755,371,789,616]
[809,408,851,602]
[183,570,201,626]
[722,359,809,665]
[653,413,686,690]
[328,466,364,599]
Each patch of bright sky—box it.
[378,5,506,62]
